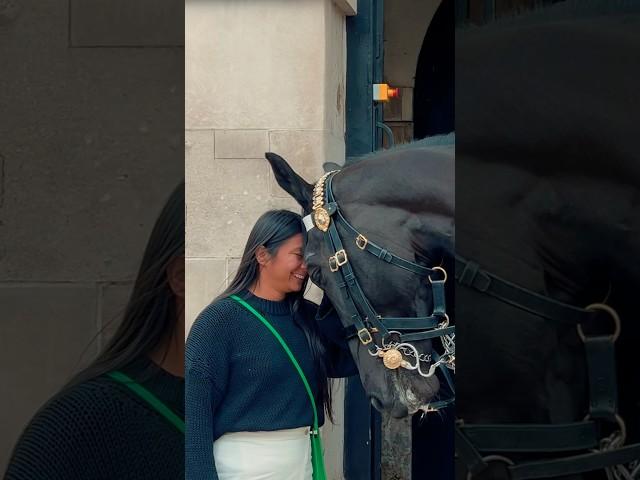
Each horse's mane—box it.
[331,132,454,170]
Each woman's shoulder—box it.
[186,296,248,352]
[6,375,181,478]
[191,296,245,329]
[36,375,154,421]
[9,377,139,453]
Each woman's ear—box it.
[167,256,185,299]
[255,246,270,266]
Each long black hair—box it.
[214,209,334,421]
[68,182,185,387]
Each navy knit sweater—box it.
[185,291,356,480]
[4,357,184,480]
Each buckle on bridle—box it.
[357,328,373,345]
[577,303,621,342]
[355,234,368,250]
[329,249,348,272]
[428,266,448,283]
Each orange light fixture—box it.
[373,83,400,102]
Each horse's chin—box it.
[370,396,409,418]
[392,370,440,417]
[390,403,410,418]
[362,354,441,418]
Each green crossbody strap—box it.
[230,295,327,480]
[107,370,185,434]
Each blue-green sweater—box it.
[185,291,356,480]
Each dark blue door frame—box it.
[344,0,383,479]
[345,0,384,159]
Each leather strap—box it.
[459,422,599,453]
[583,336,618,420]
[333,208,438,277]
[455,256,598,326]
[382,316,441,330]
[509,443,640,480]
[456,425,489,476]
[401,325,455,342]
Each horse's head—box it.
[265,144,454,418]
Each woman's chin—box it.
[289,278,306,291]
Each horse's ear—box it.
[265,152,314,212]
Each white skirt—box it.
[213,427,313,480]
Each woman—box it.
[5,183,185,480]
[185,209,356,480]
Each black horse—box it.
[456,2,640,479]
[265,137,454,419]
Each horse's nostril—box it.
[370,396,385,412]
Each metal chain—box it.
[366,325,456,377]
[599,427,639,480]
[384,341,432,363]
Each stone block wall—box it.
[0,0,183,471]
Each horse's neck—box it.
[457,160,580,423]
[337,146,454,214]
[458,158,545,288]
[458,157,640,426]
[332,146,454,318]
[460,156,637,297]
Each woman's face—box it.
[260,233,308,295]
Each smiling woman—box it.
[185,209,357,480]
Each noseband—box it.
[304,170,455,410]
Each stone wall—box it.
[0,0,183,471]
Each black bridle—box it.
[455,256,640,479]
[306,170,455,410]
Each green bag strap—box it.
[230,295,320,432]
[107,370,185,434]
[231,295,328,480]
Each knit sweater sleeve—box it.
[185,304,230,480]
